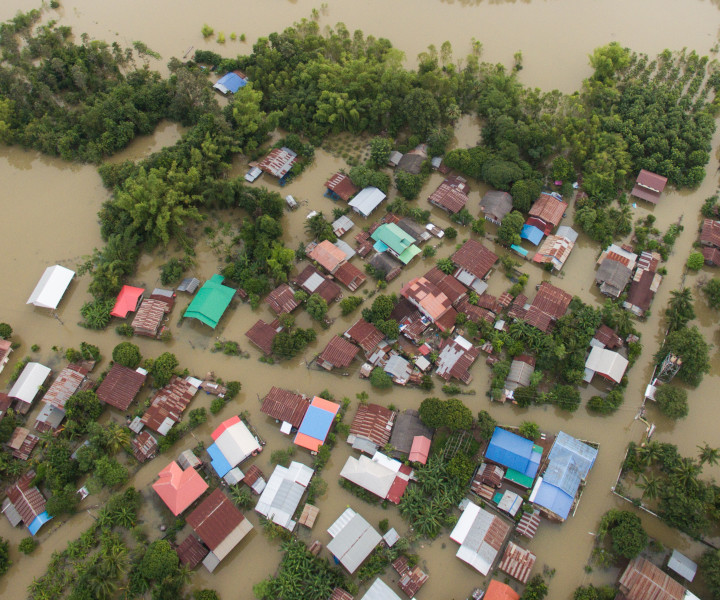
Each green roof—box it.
[396,243,421,264]
[371,223,415,254]
[505,467,534,488]
[183,274,235,328]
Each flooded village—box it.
[2,1,720,600]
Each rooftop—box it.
[528,193,568,231]
[618,556,686,600]
[326,173,360,201]
[424,267,468,306]
[153,461,209,516]
[266,283,300,315]
[258,146,298,179]
[96,364,146,411]
[427,176,469,214]
[175,535,209,569]
[450,502,511,575]
[345,319,384,354]
[348,404,396,449]
[308,240,347,273]
[261,387,309,429]
[245,318,282,356]
[42,364,87,410]
[480,191,513,222]
[498,542,536,584]
[183,274,235,329]
[186,488,251,555]
[318,336,360,370]
[451,240,499,280]
[327,508,382,574]
[26,264,75,309]
[400,277,453,322]
[435,336,480,384]
[349,187,386,217]
[255,461,314,530]
[390,409,433,455]
[631,169,669,204]
[110,285,144,318]
[295,265,342,304]
[295,397,341,452]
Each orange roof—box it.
[310,396,341,414]
[294,432,323,452]
[152,461,209,516]
[400,277,452,321]
[409,436,431,464]
[309,240,346,273]
[485,580,520,600]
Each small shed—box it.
[245,318,282,355]
[213,71,247,94]
[131,431,158,463]
[668,549,697,582]
[317,336,360,371]
[520,224,544,246]
[175,535,209,569]
[110,285,144,318]
[177,277,200,294]
[26,265,75,309]
[298,503,319,528]
[498,542,536,584]
[408,436,431,464]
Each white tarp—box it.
[585,346,628,383]
[27,265,75,309]
[9,362,51,404]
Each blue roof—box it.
[373,240,389,252]
[511,244,529,257]
[521,224,544,246]
[485,427,539,478]
[208,442,232,477]
[532,480,574,520]
[215,72,247,93]
[28,511,52,535]
[297,405,335,442]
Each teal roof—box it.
[183,274,235,328]
[371,223,415,254]
[396,244,421,264]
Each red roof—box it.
[700,219,720,248]
[260,387,309,428]
[408,435,431,464]
[317,336,360,369]
[131,431,158,463]
[594,324,622,349]
[294,265,342,304]
[457,300,495,324]
[618,556,686,600]
[8,427,39,460]
[631,170,668,204]
[475,293,502,313]
[516,510,541,539]
[131,298,168,337]
[153,461,209,516]
[423,267,468,306]
[397,564,429,597]
[5,471,46,525]
[702,246,720,266]
[110,285,144,318]
[96,364,147,411]
[186,489,246,551]
[266,283,300,315]
[333,261,366,291]
[485,580,520,600]
[42,364,88,410]
[528,194,567,231]
[345,319,384,354]
[175,535,209,569]
[498,542,536,584]
[258,147,297,179]
[523,305,553,333]
[211,415,241,440]
[435,306,459,333]
[349,404,396,448]
[245,319,281,355]
[451,240,499,280]
[387,475,410,504]
[330,589,355,600]
[427,177,469,214]
[325,173,359,201]
[308,240,346,273]
[531,281,572,320]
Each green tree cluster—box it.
[418,397,473,430]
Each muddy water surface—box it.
[1,1,720,599]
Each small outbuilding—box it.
[8,362,51,412]
[27,265,75,309]
[349,187,386,218]
[631,169,668,204]
[480,191,513,225]
[258,146,298,181]
[347,403,396,454]
[213,70,247,95]
[2,471,52,535]
[317,336,360,371]
[110,285,144,318]
[584,346,628,384]
[327,507,382,574]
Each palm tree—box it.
[638,473,660,500]
[698,443,720,466]
[665,287,695,332]
[638,441,662,467]
[104,422,130,454]
[671,458,702,491]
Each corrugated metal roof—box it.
[245,318,281,355]
[451,240,498,280]
[360,578,403,600]
[9,362,51,405]
[390,410,433,455]
[327,511,382,573]
[498,542,536,584]
[309,240,346,272]
[349,187,386,217]
[585,347,628,383]
[529,194,567,229]
[326,173,360,201]
[97,364,146,411]
[485,580,520,600]
[110,285,144,318]
[332,215,355,236]
[131,431,158,463]
[132,298,167,336]
[485,427,539,478]
[345,320,384,354]
[668,550,697,582]
[619,557,686,600]
[428,178,468,214]
[318,336,360,369]
[183,275,235,329]
[450,503,510,575]
[424,267,468,306]
[258,147,297,179]
[26,265,75,309]
[176,535,209,569]
[261,387,309,428]
[141,376,198,434]
[187,489,246,551]
[255,461,313,530]
[334,261,366,291]
[349,404,395,449]
[530,281,571,320]
[42,365,87,410]
[5,471,46,526]
[435,336,480,384]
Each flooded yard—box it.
[1,1,720,599]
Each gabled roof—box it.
[213,71,247,94]
[327,508,382,573]
[424,267,468,306]
[326,173,360,201]
[110,285,144,318]
[451,240,499,280]
[339,453,411,503]
[183,275,235,328]
[505,357,535,390]
[141,376,198,435]
[360,578,403,600]
[594,324,623,349]
[485,580,520,600]
[521,224,545,246]
[8,362,51,405]
[153,461,209,516]
[701,246,720,265]
[530,281,572,320]
[528,194,567,231]
[618,556,686,600]
[295,265,342,304]
[186,489,250,556]
[480,191,513,222]
[258,147,297,179]
[176,535,209,569]
[4,471,47,527]
[261,387,309,428]
[255,461,314,530]
[400,277,453,322]
[318,336,360,370]
[408,436,431,464]
[596,259,632,297]
[96,364,146,411]
[435,336,480,384]
[485,427,540,479]
[27,265,75,309]
[208,416,262,477]
[585,346,628,383]
[450,502,511,575]
[625,269,659,313]
[41,364,87,410]
[132,298,168,336]
[131,431,158,463]
[295,397,341,451]
[427,176,469,214]
[266,283,300,315]
[631,170,668,204]
[333,215,355,237]
[533,235,574,270]
[371,223,415,255]
[345,319,384,354]
[498,542,536,584]
[309,240,346,272]
[245,318,282,355]
[349,187,386,217]
[390,409,434,456]
[701,219,720,248]
[349,404,396,449]
[668,550,697,582]
[8,427,39,460]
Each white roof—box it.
[497,490,522,516]
[303,272,325,292]
[556,226,578,243]
[280,421,292,434]
[207,518,253,565]
[668,549,697,582]
[334,239,356,260]
[326,509,382,573]
[450,502,505,575]
[255,461,314,530]
[223,467,245,486]
[584,346,628,383]
[340,455,396,499]
[371,451,402,473]
[9,362,51,404]
[349,187,386,217]
[383,528,399,547]
[215,420,262,467]
[27,265,75,309]
[360,578,403,600]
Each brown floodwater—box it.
[1,1,720,599]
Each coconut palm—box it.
[697,442,720,466]
[104,422,130,454]
[665,287,695,332]
[638,441,662,467]
[671,458,702,491]
[638,473,660,500]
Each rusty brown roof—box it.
[528,194,568,230]
[345,319,384,354]
[436,337,480,383]
[701,219,720,248]
[243,464,265,487]
[457,300,495,324]
[427,177,469,214]
[5,471,46,525]
[187,489,245,551]
[398,564,429,596]
[631,170,668,204]
[523,305,553,333]
[349,404,396,447]
[473,463,505,489]
[131,298,167,337]
[325,173,360,202]
[258,147,297,178]
[625,270,655,313]
[329,589,355,600]
[531,281,572,320]
[318,336,360,369]
[97,364,147,411]
[175,534,209,569]
[266,283,300,315]
[42,364,88,410]
[594,324,622,349]
[141,376,198,434]
[451,240,499,280]
[424,267,468,306]
[131,431,158,463]
[261,387,309,428]
[702,246,720,266]
[333,261,366,292]
[9,427,39,460]
[294,265,342,304]
[618,556,685,600]
[245,319,282,356]
[498,542,536,584]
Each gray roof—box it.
[360,578,403,600]
[390,409,433,455]
[369,252,402,275]
[596,259,632,296]
[334,239,356,260]
[397,153,424,175]
[327,509,382,573]
[556,226,578,243]
[384,355,411,380]
[543,431,598,498]
[668,549,697,582]
[480,191,513,221]
[505,359,535,391]
[177,277,200,293]
[396,218,430,242]
[349,187,386,217]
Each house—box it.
[325,173,360,202]
[523,281,572,333]
[26,264,75,309]
[397,148,426,174]
[96,363,147,411]
[617,556,687,600]
[383,354,413,385]
[186,489,253,572]
[183,275,235,328]
[484,580,520,600]
[451,240,499,292]
[294,397,341,452]
[110,285,144,318]
[294,265,342,304]
[595,258,632,298]
[245,318,283,356]
[504,355,535,392]
[175,535,209,570]
[480,191,513,225]
[131,431,158,463]
[473,463,505,490]
[339,452,413,504]
[327,508,382,574]
[408,436,431,464]
[521,223,545,246]
[345,320,385,357]
[623,269,662,316]
[7,427,39,460]
[8,362,51,413]
[584,347,628,384]
[449,502,511,575]
[371,223,421,264]
[529,431,598,521]
[528,193,568,234]
[368,252,403,281]
[668,549,698,583]
[213,70,247,94]
[388,151,403,167]
[334,261,367,291]
[593,324,623,349]
[396,218,431,243]
[390,409,434,458]
[435,336,480,384]
[258,146,298,181]
[177,277,200,294]
[0,340,12,375]
[317,336,360,371]
[266,283,300,315]
[349,187,386,218]
[485,427,541,488]
[207,415,262,479]
[2,471,51,535]
[515,509,542,540]
[132,298,171,337]
[255,461,314,530]
[392,556,429,597]
[701,246,720,266]
[597,243,638,270]
[427,175,469,214]
[308,240,346,273]
[243,464,267,494]
[35,364,88,432]
[360,579,403,600]
[153,461,209,516]
[498,542,536,584]
[533,233,575,271]
[700,218,720,248]
[141,376,199,436]
[631,169,668,204]
[400,277,457,332]
[332,215,355,237]
[424,267,468,306]
[260,387,310,432]
[347,404,396,454]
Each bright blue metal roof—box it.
[521,224,544,246]
[28,511,52,535]
[208,442,232,477]
[543,431,597,497]
[485,427,539,478]
[511,244,528,257]
[215,72,247,93]
[532,480,574,520]
[298,405,335,441]
[373,240,389,252]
